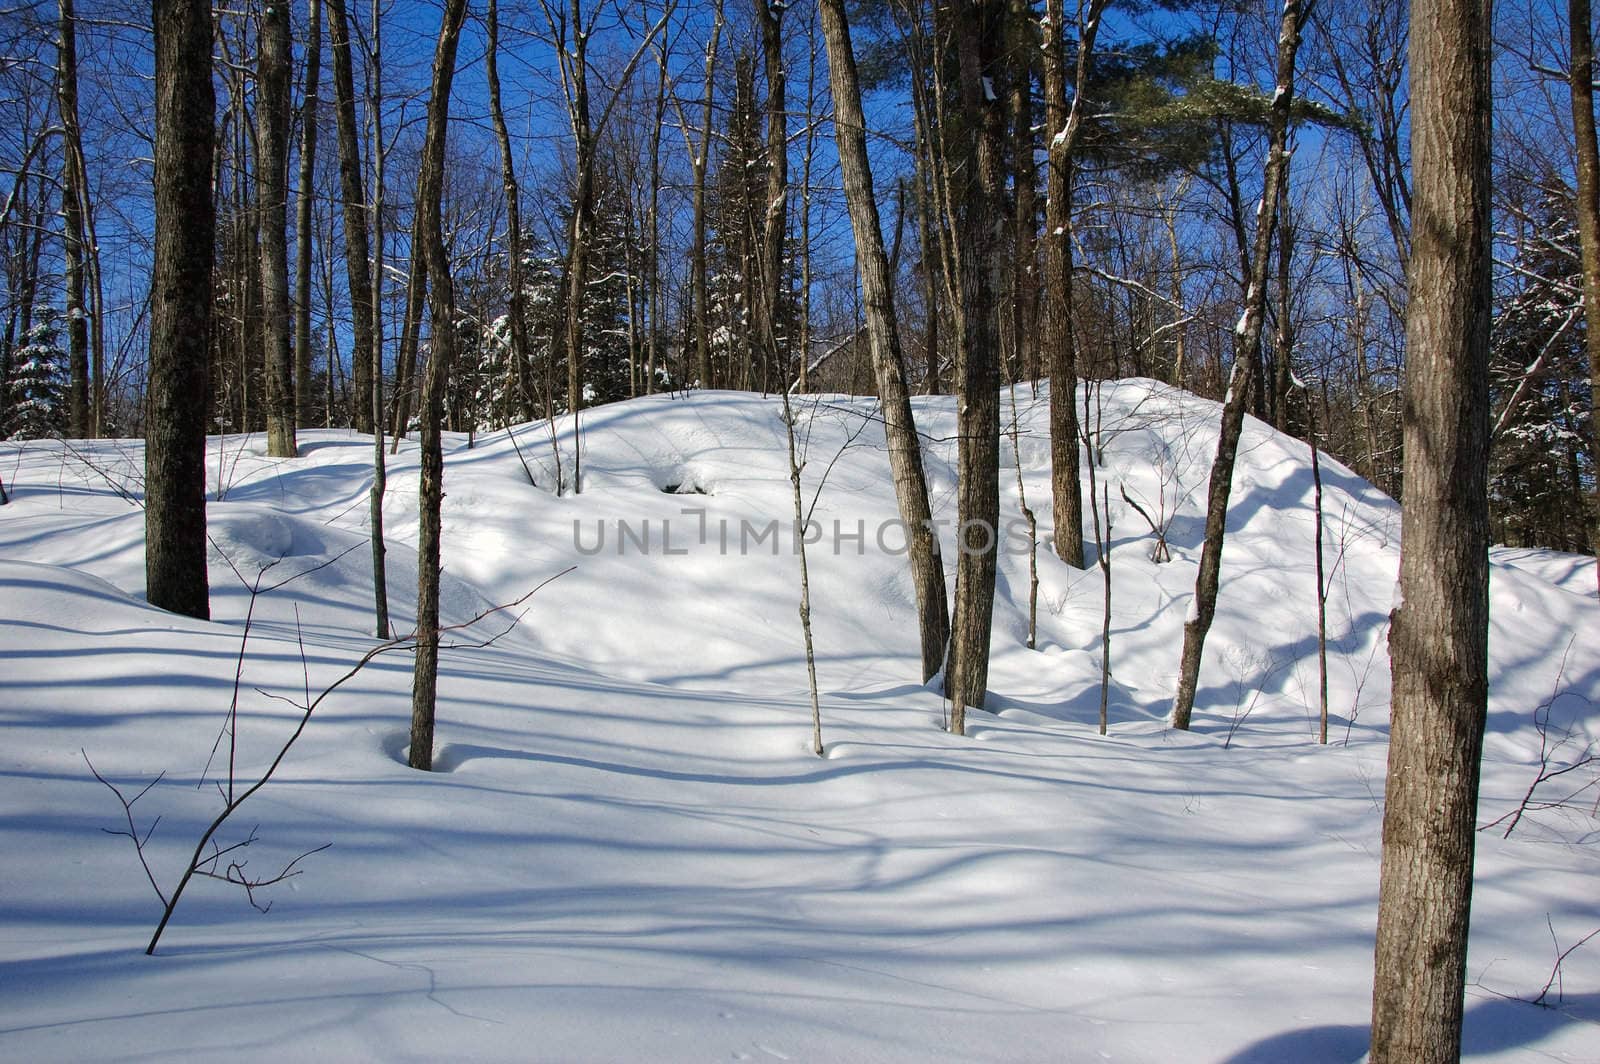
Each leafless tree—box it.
[1369,0,1493,1052]
[145,0,215,620]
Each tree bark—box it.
[368,0,390,639]
[1567,0,1600,596]
[146,0,214,620]
[58,0,91,438]
[689,2,723,388]
[1040,0,1104,570]
[1008,0,1037,385]
[1168,0,1308,730]
[818,0,951,683]
[1369,0,1492,1053]
[755,0,788,389]
[325,0,374,433]
[946,0,1006,732]
[485,0,533,421]
[293,0,322,427]
[408,0,470,773]
[258,0,297,458]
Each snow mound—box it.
[0,381,1596,1062]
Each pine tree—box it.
[1490,194,1595,551]
[4,308,68,439]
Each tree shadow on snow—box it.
[1218,992,1600,1063]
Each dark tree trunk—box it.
[1368,0,1493,1053]
[485,0,533,421]
[1040,0,1103,570]
[946,0,1006,733]
[146,0,214,620]
[755,0,788,388]
[408,0,470,773]
[58,0,90,438]
[293,0,322,427]
[1168,0,1308,731]
[1008,0,1037,385]
[689,1,723,388]
[258,0,297,457]
[1568,0,1600,596]
[368,0,390,639]
[818,0,950,683]
[325,0,374,433]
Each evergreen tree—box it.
[4,307,68,439]
[1490,194,1595,550]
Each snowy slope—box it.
[0,380,1595,1062]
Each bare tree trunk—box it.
[258,0,298,458]
[1008,0,1037,385]
[946,0,1006,733]
[1568,0,1600,596]
[1271,181,1296,434]
[647,31,669,395]
[146,0,214,620]
[687,1,723,388]
[1168,0,1308,731]
[1369,0,1492,1052]
[293,0,322,427]
[1306,387,1327,744]
[1040,0,1105,570]
[818,0,951,683]
[58,0,91,438]
[408,0,470,773]
[755,0,788,390]
[368,0,389,639]
[1084,382,1110,735]
[798,10,817,391]
[779,386,824,757]
[389,239,425,445]
[325,0,374,433]
[59,0,107,438]
[485,0,533,421]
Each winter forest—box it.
[1,0,1598,1060]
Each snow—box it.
[1,379,1596,1062]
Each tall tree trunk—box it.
[688,1,723,388]
[368,0,390,638]
[325,0,374,433]
[408,0,470,773]
[1568,0,1600,596]
[946,0,1006,733]
[258,0,297,458]
[293,0,322,427]
[647,34,669,395]
[755,0,788,389]
[1271,175,1296,434]
[389,237,425,445]
[485,0,533,421]
[818,0,951,684]
[1368,0,1493,1052]
[58,0,91,438]
[1040,0,1104,570]
[1168,0,1308,731]
[146,0,214,620]
[798,8,817,392]
[1008,0,1037,385]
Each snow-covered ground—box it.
[1,380,1595,1062]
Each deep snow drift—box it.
[1,380,1596,1062]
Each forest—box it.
[0,0,1595,1060]
[0,0,1592,553]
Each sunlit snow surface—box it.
[1,380,1596,1062]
